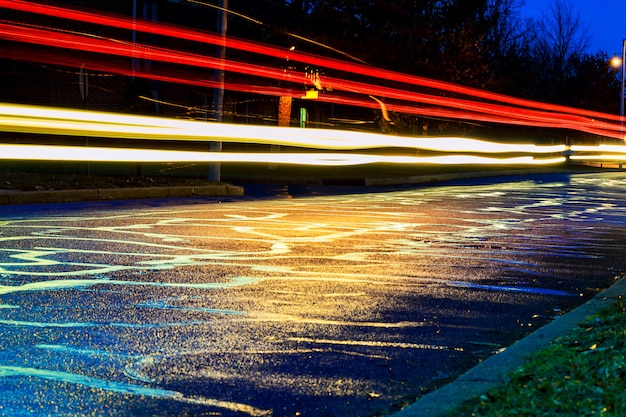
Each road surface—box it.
[1,172,626,416]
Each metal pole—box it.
[619,39,626,130]
[209,0,227,182]
[132,0,137,77]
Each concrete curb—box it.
[364,168,584,186]
[0,167,606,205]
[0,184,244,205]
[390,275,626,417]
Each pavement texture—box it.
[1,166,624,417]
[391,275,626,417]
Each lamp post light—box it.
[611,40,625,140]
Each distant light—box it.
[569,154,626,161]
[611,56,623,68]
[571,144,626,153]
[302,90,319,99]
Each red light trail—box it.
[1,0,622,125]
[0,21,622,139]
[2,0,624,132]
[3,41,613,138]
[0,0,624,168]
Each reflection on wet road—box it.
[2,172,626,416]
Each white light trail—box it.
[569,155,626,161]
[571,144,626,154]
[1,103,621,166]
[0,103,566,156]
[0,144,566,166]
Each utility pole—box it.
[619,39,626,133]
[209,0,227,182]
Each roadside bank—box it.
[391,274,626,417]
[0,166,598,205]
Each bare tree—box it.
[533,0,591,78]
[485,0,526,55]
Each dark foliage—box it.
[224,0,620,115]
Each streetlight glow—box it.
[611,56,622,68]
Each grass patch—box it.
[0,171,217,191]
[220,162,533,182]
[1,163,570,191]
[448,295,626,416]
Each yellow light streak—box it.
[406,138,566,154]
[571,144,626,154]
[569,155,626,161]
[0,144,565,166]
[0,103,566,154]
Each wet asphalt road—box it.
[1,172,626,417]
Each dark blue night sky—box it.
[521,0,625,54]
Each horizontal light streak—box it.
[0,103,567,153]
[3,0,622,125]
[0,22,309,87]
[569,155,626,161]
[0,1,623,170]
[569,145,626,161]
[0,21,623,138]
[322,77,624,138]
[8,44,620,138]
[0,46,566,132]
[0,144,566,166]
[0,45,303,102]
[571,145,626,154]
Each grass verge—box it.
[447,294,626,417]
[0,171,218,191]
[0,164,513,191]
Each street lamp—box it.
[615,40,625,165]
[611,40,625,139]
[611,56,621,69]
[619,39,626,133]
